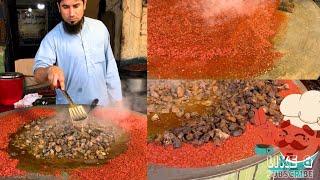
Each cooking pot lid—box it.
[0,72,24,79]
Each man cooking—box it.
[33,0,122,106]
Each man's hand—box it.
[47,66,65,90]
[34,66,65,90]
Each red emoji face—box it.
[275,121,320,161]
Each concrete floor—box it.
[258,0,320,79]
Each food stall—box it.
[0,0,147,114]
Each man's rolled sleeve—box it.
[33,35,57,73]
[104,25,122,102]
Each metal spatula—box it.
[59,89,88,121]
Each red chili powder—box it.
[0,107,147,180]
[70,108,147,180]
[0,108,55,176]
[148,0,287,79]
[147,80,302,168]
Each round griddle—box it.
[0,105,134,177]
[148,151,279,180]
[147,80,307,180]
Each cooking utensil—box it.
[1,105,131,172]
[58,89,88,121]
[0,72,24,105]
[88,98,99,114]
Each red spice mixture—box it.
[70,108,147,180]
[147,80,302,168]
[148,0,286,79]
[0,108,55,176]
[0,107,147,180]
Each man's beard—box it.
[63,17,84,34]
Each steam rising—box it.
[91,99,138,130]
[189,0,274,24]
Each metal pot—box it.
[118,58,147,114]
[0,72,24,105]
[119,58,147,94]
[125,78,147,94]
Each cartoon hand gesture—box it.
[253,108,279,147]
